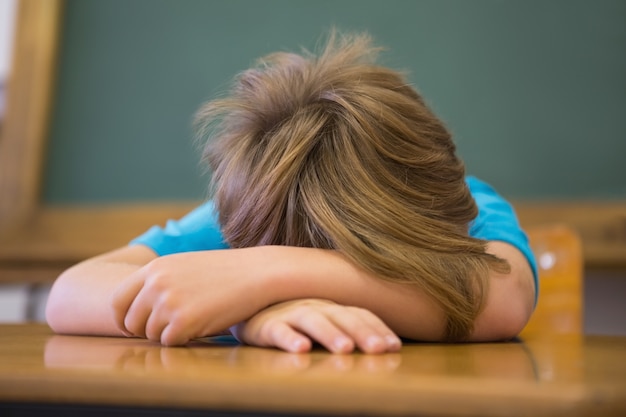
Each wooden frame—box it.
[0,0,62,233]
[0,0,625,284]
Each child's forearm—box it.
[47,242,533,344]
[46,261,141,336]
[261,246,447,341]
[46,246,156,337]
[261,244,534,342]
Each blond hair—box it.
[196,31,509,341]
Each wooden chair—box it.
[519,224,584,338]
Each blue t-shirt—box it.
[131,176,538,301]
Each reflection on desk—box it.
[0,324,625,416]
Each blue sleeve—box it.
[466,176,539,303]
[130,200,230,256]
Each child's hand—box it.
[230,299,402,354]
[110,248,277,346]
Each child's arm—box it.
[232,241,534,352]
[230,299,402,354]
[45,245,157,337]
[45,245,402,353]
[47,240,534,347]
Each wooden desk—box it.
[0,324,624,417]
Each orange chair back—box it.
[520,224,584,338]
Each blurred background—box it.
[0,0,625,334]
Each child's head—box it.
[196,31,509,341]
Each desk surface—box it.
[0,324,625,417]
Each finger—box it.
[330,307,402,354]
[260,321,312,353]
[160,322,194,346]
[287,311,356,354]
[110,273,147,335]
[122,288,155,338]
[144,310,168,343]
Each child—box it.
[46,31,537,354]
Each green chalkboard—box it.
[43,0,626,204]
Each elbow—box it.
[45,271,69,333]
[471,293,533,342]
[471,279,534,342]
[472,241,536,342]
[490,303,532,341]
[45,303,63,334]
[45,266,84,335]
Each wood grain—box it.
[0,324,624,416]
